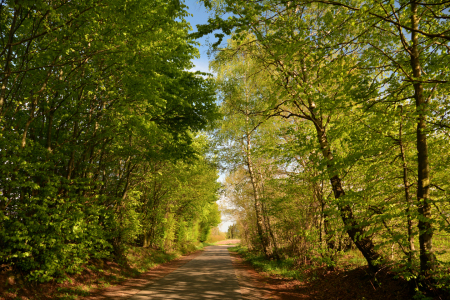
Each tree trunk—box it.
[410,1,436,276]
[143,231,151,248]
[398,106,416,265]
[241,57,272,258]
[245,133,271,258]
[0,5,19,117]
[313,119,382,272]
[258,170,280,259]
[262,199,280,259]
[316,183,335,251]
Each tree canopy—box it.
[0,0,220,282]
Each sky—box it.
[184,1,234,233]
[184,1,215,73]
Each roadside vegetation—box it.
[229,244,417,299]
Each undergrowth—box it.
[229,245,304,280]
[229,245,450,299]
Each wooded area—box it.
[0,0,221,283]
[200,0,450,295]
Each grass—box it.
[126,246,180,273]
[339,249,368,268]
[56,286,90,299]
[229,245,305,280]
[229,244,371,281]
[434,234,450,263]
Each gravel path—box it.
[128,245,242,300]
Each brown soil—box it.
[229,250,276,299]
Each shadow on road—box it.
[130,246,241,299]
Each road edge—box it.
[82,249,205,300]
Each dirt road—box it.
[128,245,242,299]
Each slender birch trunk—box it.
[244,130,271,258]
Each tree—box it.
[197,0,450,283]
[0,0,220,281]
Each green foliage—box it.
[0,0,220,282]
[227,224,239,239]
[206,0,450,294]
[199,203,222,242]
[229,245,303,280]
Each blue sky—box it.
[184,0,215,73]
[183,1,232,73]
